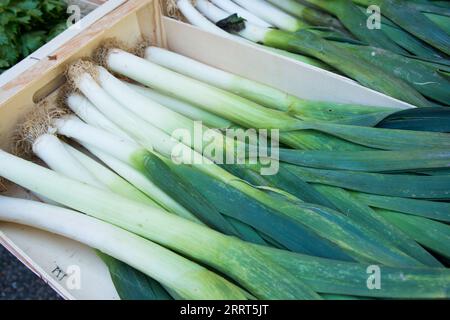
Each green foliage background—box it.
[0,0,69,73]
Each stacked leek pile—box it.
[1,43,450,300]
[171,0,450,108]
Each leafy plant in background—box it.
[0,0,69,74]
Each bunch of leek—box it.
[2,37,450,300]
[61,58,445,268]
[92,45,450,265]
[0,195,247,300]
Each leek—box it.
[0,196,248,300]
[94,66,238,158]
[176,0,231,38]
[23,130,208,298]
[144,46,401,120]
[64,144,168,208]
[13,123,173,299]
[55,111,233,234]
[78,145,202,224]
[77,71,437,267]
[65,60,441,266]
[30,134,104,190]
[164,155,425,267]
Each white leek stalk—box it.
[67,93,134,142]
[55,115,140,164]
[96,67,196,137]
[32,133,104,189]
[32,132,163,209]
[194,0,268,44]
[230,0,307,32]
[195,0,239,22]
[176,0,232,38]
[210,0,273,27]
[30,133,102,206]
[177,0,265,44]
[70,71,174,156]
[70,67,208,163]
[0,196,246,300]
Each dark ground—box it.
[0,245,61,300]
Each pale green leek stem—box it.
[0,196,246,300]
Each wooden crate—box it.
[0,0,414,300]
